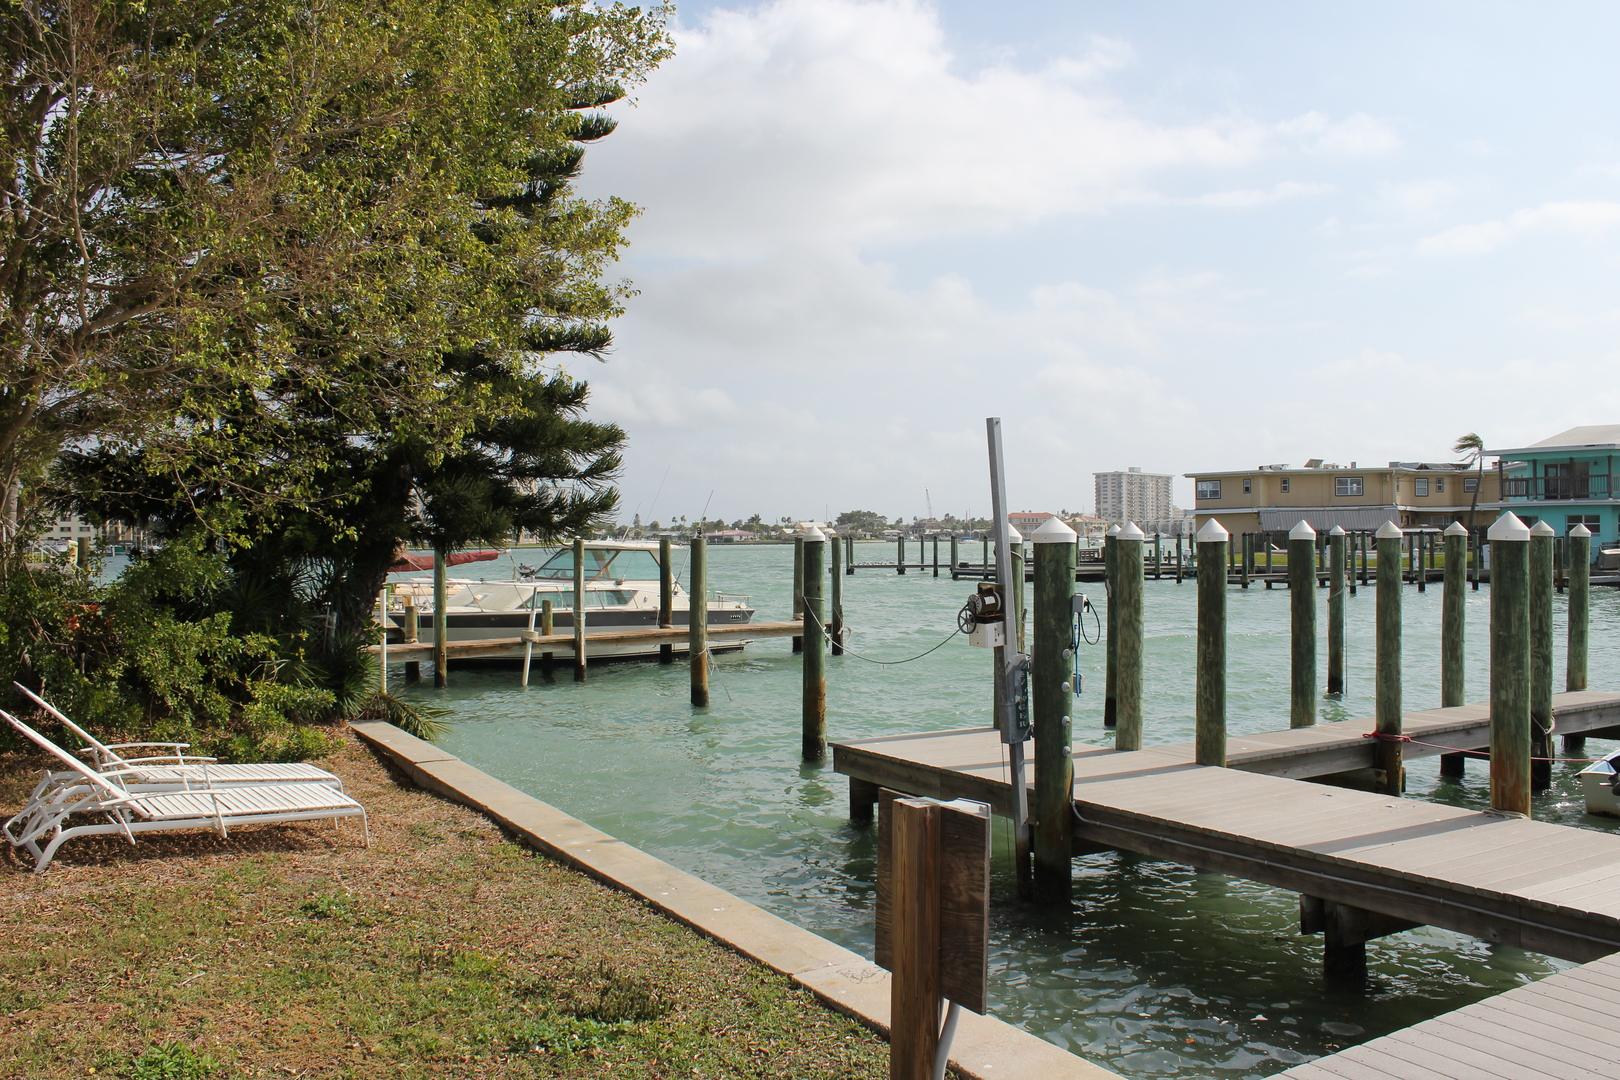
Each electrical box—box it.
[965,582,1005,649]
[967,619,1004,649]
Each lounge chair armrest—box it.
[118,755,219,765]
[100,741,192,752]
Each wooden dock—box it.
[834,692,1620,962]
[369,619,804,662]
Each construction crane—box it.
[926,489,933,522]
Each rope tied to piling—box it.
[1360,730,1608,764]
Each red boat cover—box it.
[389,550,502,572]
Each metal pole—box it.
[984,418,1031,895]
[1489,513,1531,817]
[1289,521,1317,728]
[1374,521,1403,796]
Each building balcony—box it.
[1500,475,1617,501]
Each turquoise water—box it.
[393,542,1620,1078]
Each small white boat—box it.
[1577,749,1620,817]
[384,540,755,662]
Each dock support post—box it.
[1264,533,1273,586]
[690,536,709,707]
[403,594,420,682]
[1417,532,1427,592]
[1569,524,1590,694]
[1240,533,1250,589]
[1103,527,1120,728]
[433,544,448,689]
[1440,523,1468,777]
[1489,513,1531,817]
[1196,520,1228,767]
[1032,517,1077,900]
[1470,529,1480,591]
[982,537,989,579]
[572,537,587,682]
[803,528,827,761]
[1359,531,1369,587]
[1154,531,1162,580]
[1328,526,1346,695]
[847,534,856,575]
[520,585,536,688]
[849,775,879,823]
[1529,521,1555,791]
[933,533,940,577]
[659,537,674,664]
[1290,521,1317,727]
[1116,524,1145,751]
[1374,521,1403,796]
[793,536,805,653]
[889,797,941,1080]
[896,533,905,575]
[950,534,959,575]
[541,599,554,679]
[830,529,844,655]
[1175,533,1184,584]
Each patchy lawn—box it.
[0,732,888,1079]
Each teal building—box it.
[1486,424,1620,558]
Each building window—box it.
[1568,514,1601,534]
[1280,477,1290,493]
[1464,477,1479,493]
[1415,478,1429,497]
[1196,480,1222,500]
[1335,477,1364,497]
[1242,478,1251,494]
[1436,478,1444,493]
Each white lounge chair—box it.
[11,683,343,790]
[1,709,368,874]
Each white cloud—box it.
[1373,179,1459,218]
[1418,200,1620,255]
[1278,111,1401,156]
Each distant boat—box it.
[1579,749,1620,817]
[384,540,754,660]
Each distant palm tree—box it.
[1453,432,1486,531]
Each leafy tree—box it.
[835,510,886,534]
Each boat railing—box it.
[714,592,752,606]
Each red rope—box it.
[1360,730,1608,764]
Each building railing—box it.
[1502,475,1614,500]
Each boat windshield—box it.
[534,546,662,581]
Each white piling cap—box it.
[1289,520,1316,541]
[1530,520,1556,537]
[1328,525,1346,536]
[1376,520,1404,539]
[1444,521,1468,536]
[1031,516,1078,544]
[1196,518,1229,542]
[1006,525,1023,544]
[1571,523,1593,538]
[1106,524,1121,537]
[1487,511,1530,542]
[1118,522,1146,541]
[804,525,827,541]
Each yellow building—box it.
[1186,459,1501,537]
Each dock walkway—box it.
[834,692,1620,962]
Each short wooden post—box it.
[1470,529,1480,591]
[933,533,940,577]
[540,598,555,678]
[830,529,844,656]
[1175,533,1184,584]
[792,536,805,653]
[1103,526,1120,728]
[433,543,449,689]
[803,528,827,761]
[690,536,709,706]
[950,534,959,574]
[1195,519,1228,767]
[1416,531,1427,593]
[658,536,674,664]
[1240,532,1250,589]
[1569,523,1591,693]
[1489,512,1531,816]
[1032,517,1077,898]
[1529,520,1555,791]
[889,797,941,1080]
[1556,535,1566,595]
[1327,526,1346,695]
[1264,533,1273,586]
[982,536,989,578]
[1289,521,1317,727]
[1374,521,1403,796]
[1359,531,1369,587]
[1116,523,1145,751]
[846,534,856,575]
[572,537,587,682]
[896,533,905,575]
[1348,532,1358,597]
[1153,532,1162,580]
[403,593,420,682]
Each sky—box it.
[564,0,1620,526]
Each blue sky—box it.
[569,0,1620,526]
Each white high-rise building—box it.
[1094,467,1175,527]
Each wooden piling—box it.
[1328,526,1346,696]
[1416,532,1427,593]
[1032,517,1077,899]
[982,536,989,578]
[1175,533,1184,584]
[1489,513,1531,817]
[933,533,940,577]
[1556,535,1566,595]
[378,588,390,692]
[1116,523,1145,751]
[1359,531,1369,587]
[846,534,856,575]
[896,533,905,575]
[1240,533,1250,589]
[1289,521,1317,728]
[803,528,827,762]
[659,536,674,664]
[830,529,844,656]
[1470,529,1480,591]
[572,537,587,682]
[1348,532,1358,596]
[1103,526,1119,728]
[1374,521,1403,796]
[403,593,420,682]
[1195,519,1228,767]
[540,598,555,678]
[1569,523,1591,693]
[1529,520,1555,791]
[792,536,805,653]
[1153,532,1162,580]
[1264,532,1273,587]
[950,534,959,574]
[1442,521,1467,709]
[889,797,941,1080]
[433,544,448,689]
[690,536,709,707]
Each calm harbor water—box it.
[389,542,1620,1078]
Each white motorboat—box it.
[383,540,755,661]
[1578,749,1620,818]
